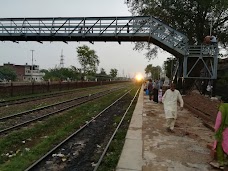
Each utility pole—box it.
[31,50,35,81]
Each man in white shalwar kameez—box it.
[162,83,184,132]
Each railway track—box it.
[0,86,125,135]
[0,84,123,109]
[24,88,140,171]
[0,90,74,107]
[0,84,128,119]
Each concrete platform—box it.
[116,87,218,171]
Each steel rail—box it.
[0,89,82,107]
[24,88,133,171]
[0,93,85,121]
[93,87,140,171]
[0,87,120,121]
[0,83,114,107]
[0,87,125,135]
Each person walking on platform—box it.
[147,79,153,101]
[162,83,184,133]
[209,96,228,170]
[143,81,148,92]
[153,80,159,103]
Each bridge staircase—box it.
[171,44,218,93]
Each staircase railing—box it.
[183,44,218,79]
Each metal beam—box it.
[0,16,219,81]
[0,16,188,56]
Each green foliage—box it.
[218,71,228,85]
[127,0,228,58]
[42,67,81,81]
[0,86,131,170]
[221,72,228,82]
[110,68,118,78]
[94,68,112,81]
[163,58,176,79]
[0,66,17,81]
[145,64,162,80]
[100,68,107,75]
[76,45,100,75]
[145,64,153,75]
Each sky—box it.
[0,0,171,78]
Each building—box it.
[1,63,45,82]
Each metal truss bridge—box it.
[0,16,187,57]
[0,16,218,89]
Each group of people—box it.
[144,79,162,103]
[145,81,228,169]
[144,81,184,133]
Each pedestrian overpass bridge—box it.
[0,16,218,87]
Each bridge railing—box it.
[0,16,188,55]
[183,44,218,79]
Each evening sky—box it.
[0,0,171,78]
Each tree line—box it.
[129,0,228,85]
[42,45,118,81]
[126,0,228,59]
[0,45,119,82]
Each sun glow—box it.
[135,73,143,81]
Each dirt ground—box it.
[142,93,219,171]
[183,91,220,121]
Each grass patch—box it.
[0,82,129,101]
[0,85,135,171]
[0,83,131,118]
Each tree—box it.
[42,67,81,81]
[163,58,176,79]
[145,64,153,76]
[110,68,118,78]
[0,66,17,81]
[126,0,228,59]
[76,45,100,75]
[100,68,107,75]
[145,64,162,80]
